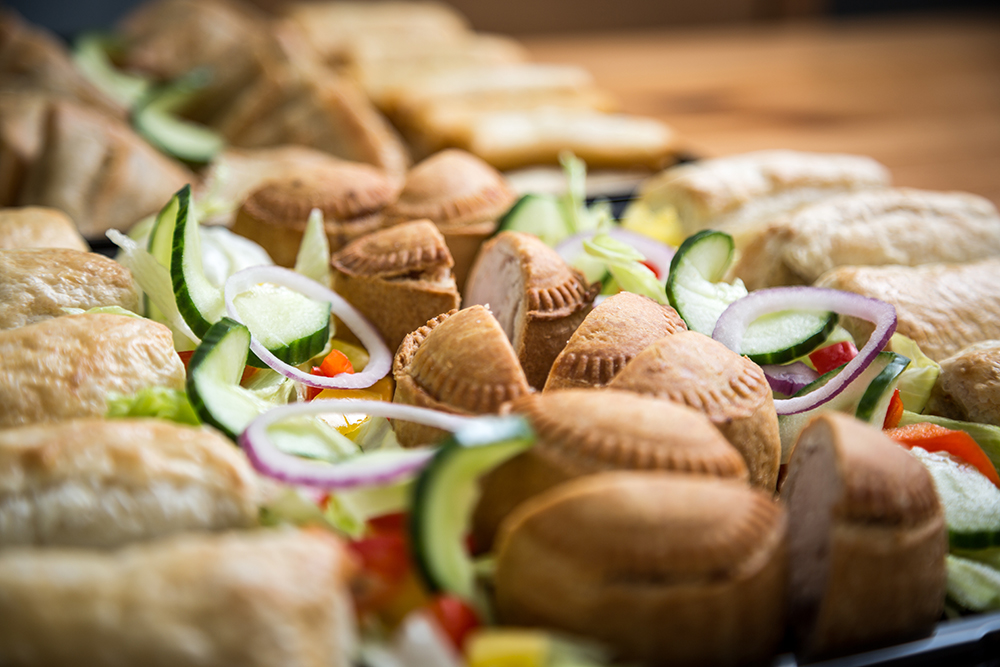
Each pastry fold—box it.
[0,418,258,548]
[926,341,1000,426]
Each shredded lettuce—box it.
[582,234,668,305]
[890,333,941,413]
[106,386,200,425]
[946,554,1000,612]
[294,208,332,287]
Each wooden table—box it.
[523,14,1000,206]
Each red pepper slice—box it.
[809,341,859,375]
[882,389,904,430]
[306,349,356,400]
[886,422,1000,488]
[425,594,481,652]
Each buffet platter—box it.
[3,2,1000,666]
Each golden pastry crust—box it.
[815,258,1000,362]
[18,100,192,238]
[0,313,185,428]
[196,145,354,226]
[0,248,138,330]
[0,418,258,548]
[608,330,781,491]
[332,220,460,353]
[781,413,946,660]
[0,206,87,250]
[232,164,399,266]
[494,472,787,666]
[544,291,687,391]
[214,65,410,180]
[472,389,747,551]
[734,188,1000,290]
[926,341,1000,425]
[638,149,890,247]
[0,528,357,667]
[0,91,51,207]
[382,149,517,288]
[391,306,531,447]
[465,231,599,390]
[0,11,125,119]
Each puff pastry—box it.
[392,306,531,447]
[815,258,1000,362]
[465,231,599,390]
[473,388,747,551]
[0,418,258,548]
[332,219,460,353]
[782,413,946,660]
[734,188,1000,290]
[609,330,780,490]
[638,150,890,247]
[0,528,357,667]
[494,472,787,666]
[925,341,1000,426]
[0,206,87,250]
[0,313,185,428]
[543,291,686,391]
[18,99,192,238]
[0,248,137,330]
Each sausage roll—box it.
[0,528,357,667]
[0,418,258,548]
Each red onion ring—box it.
[224,266,391,390]
[555,227,675,278]
[760,361,819,396]
[239,399,476,489]
[712,287,896,415]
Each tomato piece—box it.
[426,594,481,652]
[639,259,662,279]
[177,350,195,369]
[882,389,904,430]
[809,341,859,375]
[886,422,1000,488]
[349,532,412,613]
[306,349,357,400]
[369,512,408,535]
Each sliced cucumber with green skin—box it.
[186,317,263,440]
[666,230,746,336]
[667,230,836,363]
[496,194,572,246]
[910,447,1000,550]
[231,282,330,368]
[72,33,151,108]
[411,416,536,601]
[778,352,910,462]
[132,69,225,164]
[171,185,226,338]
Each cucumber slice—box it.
[231,282,330,368]
[779,352,910,462]
[667,230,835,363]
[72,33,150,108]
[910,447,1000,550]
[496,194,572,247]
[740,309,838,365]
[171,185,226,338]
[666,231,745,336]
[411,416,536,601]
[186,318,263,440]
[132,70,225,164]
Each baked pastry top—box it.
[544,291,687,391]
[0,206,87,250]
[926,340,1000,426]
